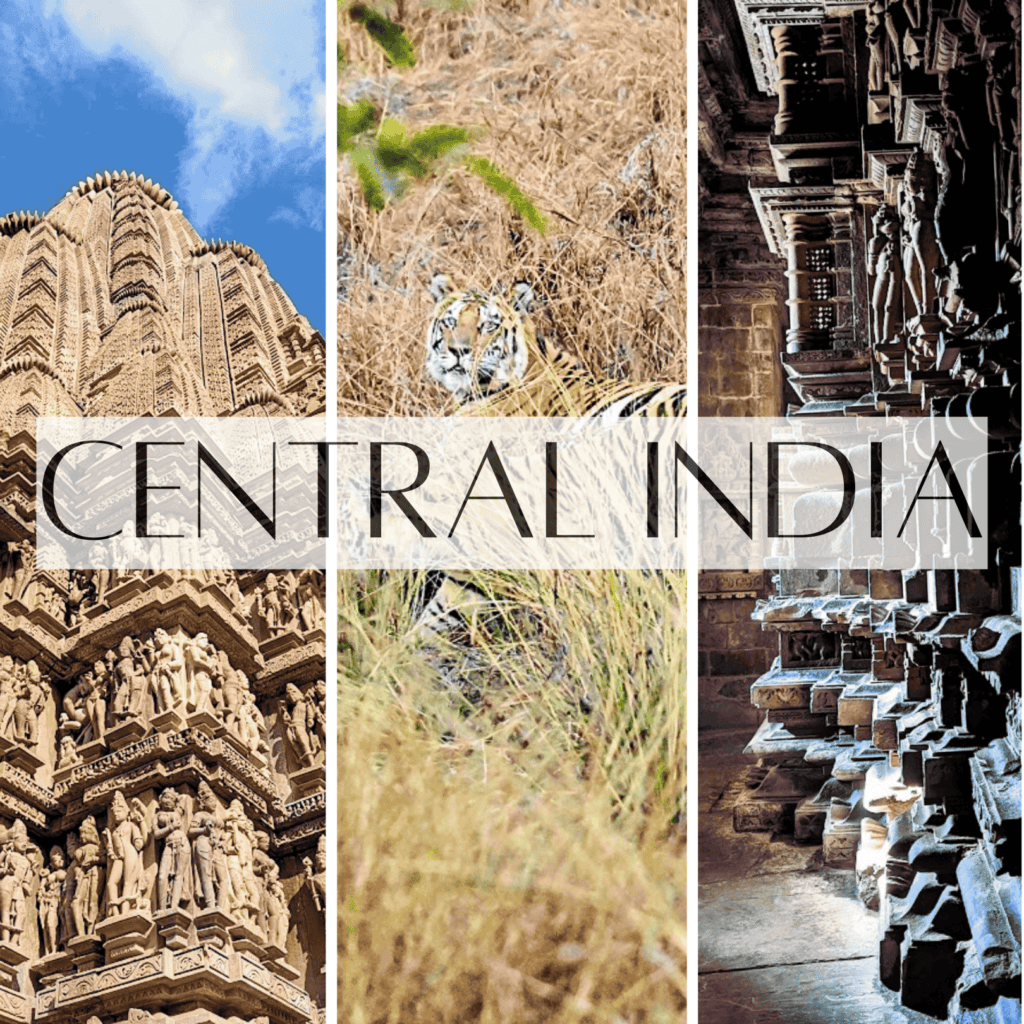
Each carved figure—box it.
[12,660,46,746]
[9,540,33,604]
[0,820,34,947]
[152,627,186,714]
[252,831,275,934]
[238,688,268,756]
[88,543,112,607]
[281,683,316,767]
[84,662,108,744]
[38,846,67,955]
[303,834,326,914]
[868,205,903,345]
[255,573,293,635]
[154,789,191,911]
[265,864,288,950]
[189,782,231,911]
[898,155,940,317]
[224,800,261,928]
[184,632,217,715]
[296,568,323,632]
[103,790,150,915]
[311,680,327,757]
[56,733,81,771]
[0,657,17,741]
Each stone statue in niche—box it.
[868,205,903,345]
[0,820,36,949]
[311,680,327,757]
[295,568,323,632]
[152,627,186,715]
[0,658,17,741]
[112,636,146,723]
[184,632,217,715]
[218,659,243,734]
[154,788,191,912]
[224,800,261,929]
[8,540,33,603]
[38,845,67,955]
[56,733,80,771]
[190,782,230,912]
[238,687,269,757]
[866,1,886,92]
[281,683,316,767]
[303,835,326,914]
[252,831,275,934]
[66,571,90,626]
[11,660,47,747]
[84,662,108,744]
[103,790,150,916]
[898,154,940,318]
[264,861,288,949]
[254,573,289,636]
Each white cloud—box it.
[57,0,324,229]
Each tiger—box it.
[425,274,686,418]
[412,274,687,640]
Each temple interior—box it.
[697,0,1020,1021]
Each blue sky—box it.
[0,0,326,332]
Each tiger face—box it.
[426,274,533,402]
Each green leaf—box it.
[463,155,547,234]
[338,101,379,151]
[408,124,475,162]
[349,145,387,210]
[376,118,433,179]
[349,4,416,67]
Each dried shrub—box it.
[339,0,685,416]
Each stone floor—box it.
[697,728,937,1024]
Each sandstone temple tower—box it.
[0,170,326,1024]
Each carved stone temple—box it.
[0,171,326,1024]
[699,1,1019,1020]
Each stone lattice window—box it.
[810,303,835,330]
[807,246,833,271]
[809,275,834,300]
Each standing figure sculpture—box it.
[189,782,231,912]
[154,789,191,912]
[281,683,316,768]
[184,632,217,715]
[71,817,104,937]
[899,154,940,318]
[152,628,186,714]
[224,801,261,929]
[103,791,150,916]
[38,845,67,955]
[0,820,35,948]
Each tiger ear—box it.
[509,281,534,315]
[428,273,455,303]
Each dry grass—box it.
[338,5,686,1019]
[338,0,685,416]
[337,570,686,1022]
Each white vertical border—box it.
[684,0,700,1017]
[324,0,339,1018]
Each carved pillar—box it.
[782,212,834,352]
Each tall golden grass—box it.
[338,570,685,1022]
[338,0,685,416]
[338,3,686,1018]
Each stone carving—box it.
[295,568,324,632]
[224,800,261,928]
[103,790,150,916]
[152,628,186,716]
[189,782,230,912]
[303,834,326,915]
[867,205,902,345]
[38,845,67,955]
[0,820,36,949]
[154,789,190,912]
[281,684,317,768]
[898,154,940,318]
[184,632,217,716]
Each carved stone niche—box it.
[781,630,840,669]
